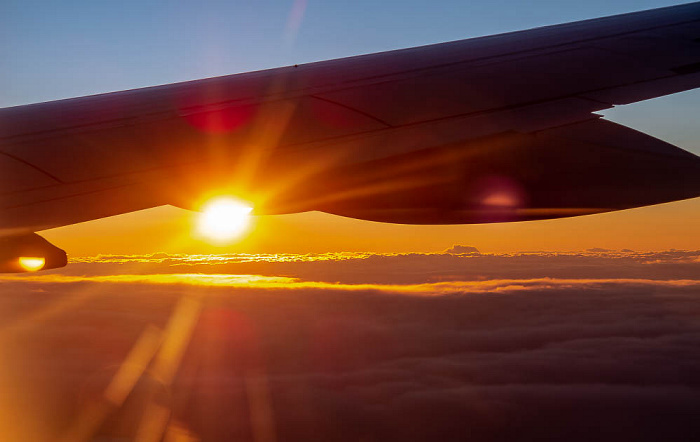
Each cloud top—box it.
[2,249,700,441]
[444,245,481,254]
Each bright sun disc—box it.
[197,197,253,243]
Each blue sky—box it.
[1,1,694,103]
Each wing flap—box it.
[583,71,700,105]
[311,120,700,224]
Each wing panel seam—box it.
[0,151,64,183]
[309,95,393,128]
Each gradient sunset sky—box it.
[2,0,699,254]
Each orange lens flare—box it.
[482,192,519,208]
[196,197,253,244]
[19,257,45,272]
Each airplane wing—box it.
[2,2,700,270]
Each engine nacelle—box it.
[0,233,67,273]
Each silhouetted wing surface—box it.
[2,2,700,233]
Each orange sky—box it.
[41,196,700,256]
[37,91,700,257]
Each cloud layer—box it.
[1,250,699,441]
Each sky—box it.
[3,2,700,440]
[2,0,700,254]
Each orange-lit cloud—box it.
[3,249,700,441]
[2,273,699,295]
[49,249,699,287]
[64,248,700,264]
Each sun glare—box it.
[197,197,253,243]
[19,257,45,272]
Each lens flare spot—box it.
[19,256,45,272]
[197,198,253,243]
[182,106,255,134]
[482,192,519,208]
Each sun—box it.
[196,197,253,243]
